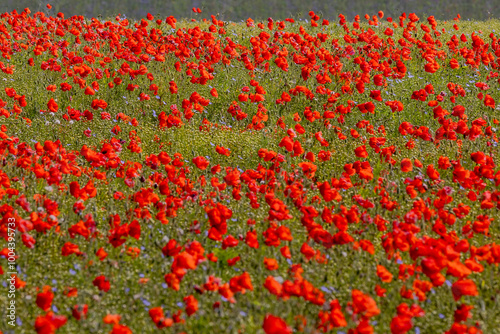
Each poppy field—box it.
[1,6,500,334]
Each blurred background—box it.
[1,0,498,21]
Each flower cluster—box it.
[0,6,499,334]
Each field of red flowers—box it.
[0,6,499,334]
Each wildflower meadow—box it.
[0,5,500,334]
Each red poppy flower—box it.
[216,145,231,156]
[93,275,110,292]
[400,158,413,172]
[72,304,88,320]
[369,90,383,101]
[91,99,107,110]
[376,265,393,283]
[192,156,209,170]
[35,312,67,334]
[184,295,199,316]
[36,286,54,311]
[355,145,369,158]
[47,98,58,112]
[264,258,279,270]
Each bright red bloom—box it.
[351,290,380,317]
[72,304,88,320]
[47,98,58,112]
[184,295,199,316]
[400,158,413,172]
[263,314,292,334]
[264,258,279,270]
[355,145,368,158]
[91,99,108,110]
[192,156,209,170]
[93,275,111,292]
[149,306,173,328]
[61,242,82,256]
[36,286,54,311]
[426,164,440,180]
[35,312,67,334]
[452,279,479,301]
[216,145,231,156]
[376,265,393,283]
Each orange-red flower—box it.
[263,314,292,334]
[452,279,479,301]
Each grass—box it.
[0,9,500,334]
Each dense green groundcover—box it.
[0,7,500,334]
